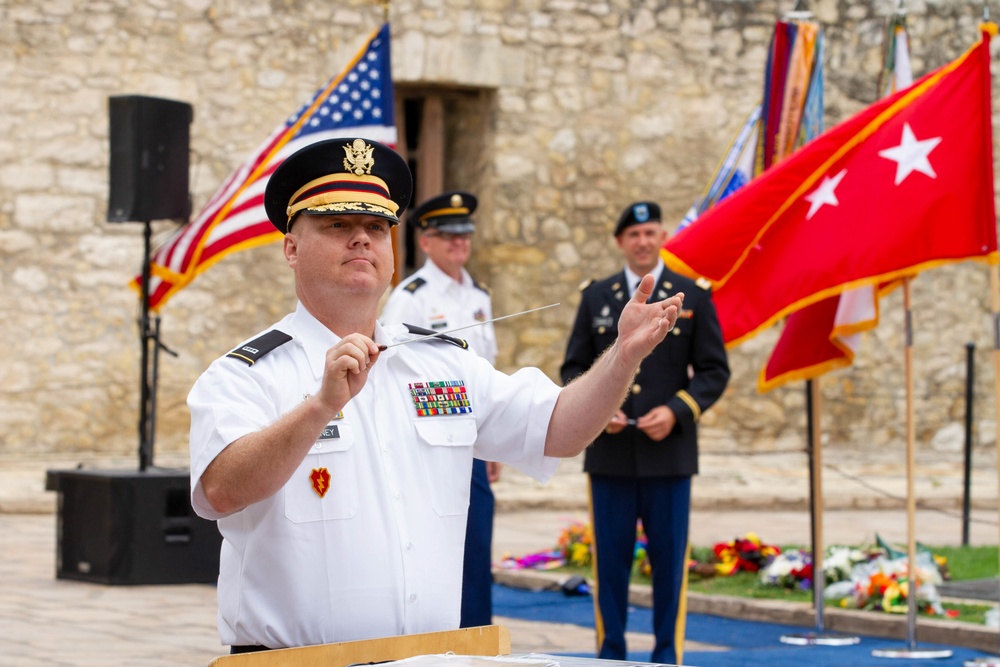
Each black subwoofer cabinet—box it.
[45,469,222,585]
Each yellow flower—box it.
[570,542,591,566]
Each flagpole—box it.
[965,263,1000,667]
[904,277,919,649]
[872,277,952,660]
[780,378,859,646]
[810,378,826,634]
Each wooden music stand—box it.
[208,624,511,667]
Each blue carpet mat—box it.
[493,583,997,666]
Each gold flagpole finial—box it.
[378,0,390,23]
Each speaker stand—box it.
[137,219,176,471]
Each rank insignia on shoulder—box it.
[226,329,292,366]
[578,278,594,291]
[696,277,712,290]
[404,277,427,293]
[472,279,491,295]
[408,380,472,416]
[402,323,470,350]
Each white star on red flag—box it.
[804,169,847,219]
[877,122,942,185]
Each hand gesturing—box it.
[615,274,683,368]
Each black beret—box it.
[264,137,412,233]
[614,201,662,236]
[410,191,478,234]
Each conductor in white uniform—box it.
[187,136,684,653]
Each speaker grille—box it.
[107,95,193,223]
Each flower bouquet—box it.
[712,532,781,576]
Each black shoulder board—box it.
[404,277,427,293]
[403,323,469,350]
[472,279,490,295]
[226,329,292,366]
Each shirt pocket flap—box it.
[413,418,477,447]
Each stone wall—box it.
[0,0,998,470]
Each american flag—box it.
[133,23,396,311]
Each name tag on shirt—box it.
[319,424,340,440]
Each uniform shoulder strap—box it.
[404,277,427,293]
[226,329,292,366]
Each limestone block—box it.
[0,231,36,254]
[14,195,95,232]
[494,153,536,182]
[0,164,55,191]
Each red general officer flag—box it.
[760,16,914,392]
[663,28,997,354]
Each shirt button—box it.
[447,434,453,442]
[394,491,401,499]
[406,542,413,551]
[409,594,417,603]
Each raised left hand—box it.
[615,274,682,368]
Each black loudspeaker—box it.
[45,469,222,585]
[107,95,193,222]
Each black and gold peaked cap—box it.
[264,137,413,233]
[409,191,478,234]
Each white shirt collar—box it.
[424,258,471,289]
[623,258,665,298]
[290,301,395,379]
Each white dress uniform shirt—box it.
[380,259,498,365]
[188,302,559,649]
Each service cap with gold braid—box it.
[409,190,477,235]
[264,137,413,233]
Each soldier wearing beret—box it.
[380,191,500,629]
[187,138,685,653]
[561,201,730,665]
